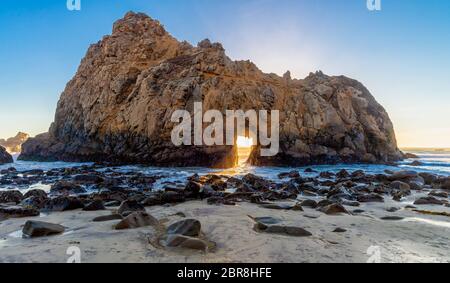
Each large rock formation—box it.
[0,146,13,164]
[20,12,403,168]
[0,132,29,153]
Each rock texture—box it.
[0,146,13,164]
[0,132,29,153]
[19,12,403,168]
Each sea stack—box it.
[0,132,29,153]
[19,12,403,168]
[0,146,13,164]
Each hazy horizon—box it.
[1,0,449,148]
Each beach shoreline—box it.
[1,197,449,263]
[1,150,450,263]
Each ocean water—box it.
[1,150,449,191]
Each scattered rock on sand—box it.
[261,225,313,237]
[319,203,349,215]
[300,199,318,208]
[83,199,106,211]
[166,219,201,237]
[386,207,400,213]
[317,199,334,208]
[414,197,446,206]
[340,200,361,207]
[251,216,282,227]
[165,234,209,251]
[117,200,145,216]
[260,203,295,210]
[357,193,384,203]
[291,203,304,211]
[333,228,347,233]
[0,205,40,218]
[115,211,158,230]
[251,216,311,237]
[22,220,65,238]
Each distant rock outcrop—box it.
[0,132,29,153]
[20,12,403,168]
[0,146,13,164]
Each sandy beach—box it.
[1,193,449,263]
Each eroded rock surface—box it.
[0,146,13,164]
[0,132,29,153]
[19,12,403,168]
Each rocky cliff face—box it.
[0,146,13,164]
[20,12,403,168]
[0,132,29,153]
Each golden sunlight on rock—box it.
[236,136,254,167]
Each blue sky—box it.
[0,0,449,147]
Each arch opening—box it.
[236,136,254,167]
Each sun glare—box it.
[236,136,254,148]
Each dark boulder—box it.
[22,220,65,238]
[414,197,446,206]
[24,189,47,199]
[73,174,104,184]
[165,234,209,251]
[166,219,201,237]
[43,196,84,211]
[184,181,203,198]
[83,199,106,211]
[50,181,86,195]
[319,203,349,215]
[390,181,410,191]
[20,196,48,209]
[357,193,384,203]
[117,200,145,216]
[0,146,13,164]
[300,199,318,208]
[0,190,24,204]
[161,191,185,204]
[0,205,40,218]
[429,191,448,198]
[115,211,158,230]
[336,169,350,179]
[242,174,271,190]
